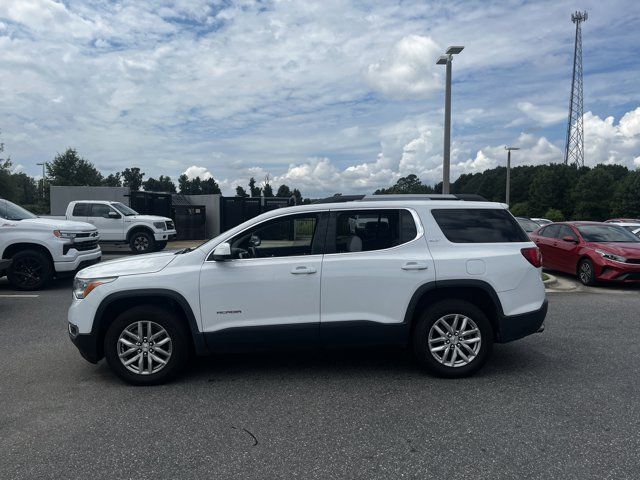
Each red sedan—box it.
[530,222,640,285]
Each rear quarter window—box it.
[432,208,529,243]
[72,203,89,216]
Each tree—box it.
[144,175,176,193]
[544,208,565,222]
[613,171,640,218]
[570,166,615,221]
[103,172,122,187]
[201,177,221,194]
[46,148,103,186]
[248,177,261,197]
[276,184,292,197]
[235,186,249,197]
[178,174,191,194]
[292,188,303,205]
[263,183,273,197]
[375,174,434,194]
[509,202,530,217]
[121,167,145,191]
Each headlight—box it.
[595,249,627,263]
[73,277,117,299]
[54,230,77,239]
[153,222,166,230]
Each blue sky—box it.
[1,0,639,195]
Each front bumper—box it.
[68,324,100,364]
[596,260,640,282]
[497,299,548,343]
[55,249,102,272]
[154,229,177,242]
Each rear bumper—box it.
[497,299,548,343]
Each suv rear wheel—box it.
[7,249,52,291]
[104,305,190,385]
[412,299,493,378]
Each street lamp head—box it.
[446,46,464,55]
[505,146,520,151]
[436,55,449,65]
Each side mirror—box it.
[212,242,232,261]
[249,234,261,247]
[108,211,121,219]
[562,236,577,243]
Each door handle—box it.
[290,265,317,274]
[402,261,429,271]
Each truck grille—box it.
[63,239,99,254]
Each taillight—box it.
[521,247,542,268]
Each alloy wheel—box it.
[579,262,593,284]
[428,314,482,368]
[117,321,172,375]
[134,235,149,252]
[12,257,43,288]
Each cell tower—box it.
[564,10,587,167]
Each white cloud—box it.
[365,35,442,98]
[516,102,566,126]
[183,165,213,180]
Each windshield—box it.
[0,199,38,220]
[516,218,540,233]
[112,202,138,216]
[577,225,640,243]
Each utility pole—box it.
[436,46,464,194]
[564,11,587,167]
[504,147,519,206]
[36,162,46,200]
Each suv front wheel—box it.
[412,299,493,378]
[104,305,190,385]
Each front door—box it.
[87,204,123,241]
[199,212,326,350]
[320,208,434,346]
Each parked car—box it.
[605,218,640,224]
[530,221,640,286]
[531,218,552,225]
[0,198,101,290]
[69,195,547,385]
[516,217,541,233]
[613,222,640,238]
[65,200,177,254]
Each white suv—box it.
[68,195,547,385]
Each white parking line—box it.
[0,294,40,298]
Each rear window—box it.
[72,203,89,216]
[432,208,529,243]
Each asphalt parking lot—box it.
[1,261,639,479]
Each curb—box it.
[543,273,558,287]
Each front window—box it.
[228,213,320,259]
[576,225,640,243]
[112,202,138,216]
[0,199,37,221]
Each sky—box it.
[1,0,640,196]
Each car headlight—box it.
[54,230,76,239]
[153,222,166,230]
[595,249,627,263]
[73,277,117,299]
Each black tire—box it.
[104,305,190,386]
[129,230,155,254]
[7,249,53,291]
[154,241,168,252]
[412,299,493,378]
[578,258,597,286]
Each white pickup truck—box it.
[0,198,101,290]
[65,200,177,254]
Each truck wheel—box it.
[154,241,167,252]
[7,249,53,291]
[129,231,155,254]
[104,305,190,385]
[412,299,493,378]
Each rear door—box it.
[319,208,434,346]
[69,202,89,223]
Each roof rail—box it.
[312,194,366,204]
[312,193,488,204]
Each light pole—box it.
[436,46,464,194]
[504,147,519,206]
[36,162,46,200]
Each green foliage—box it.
[121,167,145,191]
[276,184,291,197]
[613,171,640,217]
[509,202,530,217]
[144,175,176,193]
[178,175,220,195]
[374,174,434,194]
[47,148,103,186]
[235,186,249,197]
[248,177,261,197]
[262,183,273,197]
[570,166,615,221]
[102,172,122,187]
[292,188,303,205]
[544,208,565,222]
